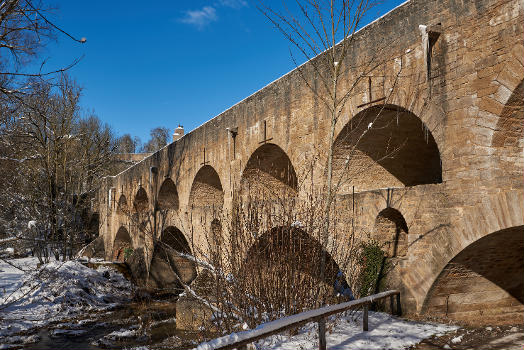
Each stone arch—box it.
[133,187,149,212]
[117,194,128,215]
[188,165,223,210]
[148,226,197,294]
[241,143,298,199]
[422,225,524,325]
[239,226,346,308]
[406,191,524,315]
[161,226,192,254]
[112,226,132,262]
[333,105,442,193]
[373,207,409,257]
[157,178,180,211]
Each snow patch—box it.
[0,258,133,339]
[105,328,138,340]
[451,334,463,344]
[196,310,457,350]
[93,326,141,348]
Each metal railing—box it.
[197,289,401,350]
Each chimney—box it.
[173,125,184,142]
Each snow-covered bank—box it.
[0,257,37,297]
[196,311,458,350]
[0,258,133,340]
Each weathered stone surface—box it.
[148,248,179,292]
[127,247,148,286]
[175,270,216,331]
[175,295,214,332]
[80,236,105,259]
[422,226,524,325]
[147,244,197,294]
[171,254,198,285]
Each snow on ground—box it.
[0,257,133,341]
[197,310,458,350]
[92,325,142,348]
[0,334,41,348]
[0,257,37,296]
[451,334,464,344]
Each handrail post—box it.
[363,304,369,331]
[318,317,327,350]
[390,295,394,314]
[396,293,402,316]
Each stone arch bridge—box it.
[98,0,524,325]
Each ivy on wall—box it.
[358,240,389,298]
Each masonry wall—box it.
[98,0,524,322]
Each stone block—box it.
[479,96,505,115]
[175,294,214,331]
[127,247,148,287]
[511,44,524,67]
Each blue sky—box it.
[42,0,405,143]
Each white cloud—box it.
[219,0,248,8]
[180,6,218,30]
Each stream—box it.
[23,299,202,350]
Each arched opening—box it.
[423,225,524,325]
[244,226,339,284]
[112,227,132,262]
[237,226,347,316]
[157,178,180,211]
[148,226,196,294]
[333,105,442,193]
[117,194,128,215]
[241,143,298,199]
[373,207,409,257]
[188,165,223,210]
[133,187,149,212]
[161,226,192,254]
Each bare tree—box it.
[0,0,85,99]
[0,0,88,251]
[258,0,377,197]
[0,75,118,261]
[117,133,141,153]
[142,127,170,153]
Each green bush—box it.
[357,240,389,298]
[123,247,134,261]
